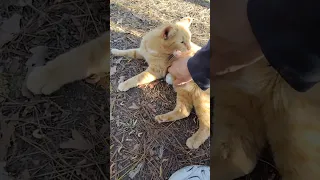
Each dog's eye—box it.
[181,41,184,44]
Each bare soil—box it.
[0,0,109,179]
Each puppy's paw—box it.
[186,136,202,149]
[118,82,130,91]
[155,114,171,123]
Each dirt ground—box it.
[110,0,280,180]
[110,0,210,179]
[0,0,109,180]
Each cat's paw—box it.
[111,49,121,56]
[155,114,171,123]
[118,82,130,91]
[186,136,202,149]
[41,83,61,95]
[85,74,101,84]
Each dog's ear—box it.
[162,26,175,40]
[176,17,193,28]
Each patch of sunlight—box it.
[110,20,144,38]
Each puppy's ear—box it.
[177,17,193,28]
[162,26,174,40]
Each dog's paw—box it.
[186,136,201,149]
[155,114,170,123]
[118,82,130,91]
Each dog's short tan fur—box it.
[26,32,110,95]
[111,18,210,149]
[212,58,320,179]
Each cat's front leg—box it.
[118,67,163,91]
[185,92,210,149]
[155,90,193,123]
[111,48,144,59]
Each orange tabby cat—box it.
[27,32,110,95]
[111,17,210,149]
[212,57,320,180]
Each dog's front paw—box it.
[118,82,130,91]
[186,136,202,149]
[155,114,171,123]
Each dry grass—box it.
[0,0,109,179]
[110,0,280,180]
[110,0,210,179]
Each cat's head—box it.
[148,17,193,54]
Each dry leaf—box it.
[110,66,117,76]
[147,103,157,113]
[129,103,140,110]
[118,76,125,84]
[32,129,45,139]
[0,14,21,48]
[99,124,108,134]
[0,161,13,180]
[116,18,123,24]
[8,57,20,73]
[159,145,164,159]
[0,114,16,160]
[71,17,88,38]
[114,57,123,64]
[88,115,97,135]
[129,161,144,179]
[59,130,93,150]
[76,159,87,165]
[25,46,48,70]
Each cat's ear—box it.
[177,17,193,28]
[162,26,174,40]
